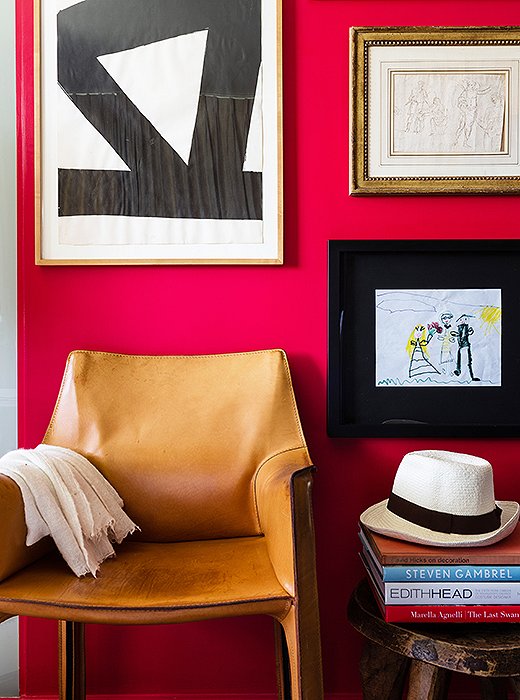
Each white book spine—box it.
[384,582,520,605]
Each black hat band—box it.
[387,491,502,535]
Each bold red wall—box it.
[16,0,520,696]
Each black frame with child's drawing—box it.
[327,239,520,437]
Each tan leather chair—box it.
[0,350,323,700]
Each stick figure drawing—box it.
[407,324,441,378]
[438,311,456,372]
[451,314,480,381]
[375,289,501,387]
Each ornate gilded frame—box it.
[350,26,520,195]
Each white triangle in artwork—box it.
[97,31,208,166]
[57,86,131,171]
[56,0,86,13]
[243,64,263,172]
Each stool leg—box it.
[58,621,86,700]
[480,678,509,699]
[359,641,410,700]
[510,677,520,699]
[407,660,451,700]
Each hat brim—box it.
[360,499,520,547]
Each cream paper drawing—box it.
[391,71,507,156]
[375,289,502,387]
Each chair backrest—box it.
[43,350,311,542]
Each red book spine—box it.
[382,605,520,623]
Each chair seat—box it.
[0,537,292,625]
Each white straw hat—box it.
[360,450,519,547]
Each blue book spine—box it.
[382,566,520,582]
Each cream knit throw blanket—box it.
[0,444,138,577]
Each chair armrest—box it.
[254,448,316,596]
[0,475,52,582]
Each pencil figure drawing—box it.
[391,71,507,156]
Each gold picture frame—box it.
[35,0,283,265]
[350,26,520,195]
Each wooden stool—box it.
[348,579,520,700]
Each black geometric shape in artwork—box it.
[57,0,262,220]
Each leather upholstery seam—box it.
[43,352,74,442]
[279,353,306,446]
[66,349,285,361]
[0,594,291,612]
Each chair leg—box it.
[275,470,323,700]
[275,619,291,700]
[275,604,323,700]
[58,621,86,700]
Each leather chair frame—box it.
[0,350,323,699]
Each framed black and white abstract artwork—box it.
[328,240,520,438]
[36,0,283,264]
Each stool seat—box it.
[348,579,520,699]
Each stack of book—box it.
[359,522,520,623]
